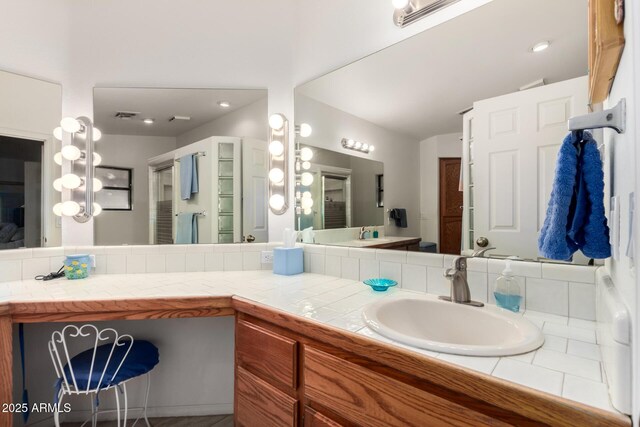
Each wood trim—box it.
[589,0,625,104]
[0,315,12,427]
[9,296,233,323]
[232,298,630,427]
[365,238,422,250]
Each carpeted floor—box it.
[62,414,233,426]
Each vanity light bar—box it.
[341,138,375,154]
[268,114,289,215]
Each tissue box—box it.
[273,247,303,276]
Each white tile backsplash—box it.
[0,244,600,321]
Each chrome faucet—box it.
[439,256,484,307]
[358,226,368,240]
[472,247,496,257]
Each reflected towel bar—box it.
[568,98,626,134]
[175,211,206,217]
[175,151,206,161]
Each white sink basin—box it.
[362,294,544,356]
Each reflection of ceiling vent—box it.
[169,116,191,122]
[393,0,461,27]
[114,111,139,119]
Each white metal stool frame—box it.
[48,324,152,427]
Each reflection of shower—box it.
[322,175,350,229]
[152,166,174,244]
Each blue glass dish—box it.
[363,278,398,292]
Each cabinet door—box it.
[304,346,510,427]
[235,367,298,427]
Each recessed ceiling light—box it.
[531,41,550,53]
[218,101,231,108]
[143,118,155,124]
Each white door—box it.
[242,138,268,243]
[472,76,589,259]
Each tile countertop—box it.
[0,270,617,414]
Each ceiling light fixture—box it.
[531,41,550,53]
[217,101,231,108]
[143,118,155,124]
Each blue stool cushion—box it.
[61,340,159,391]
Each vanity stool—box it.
[48,324,159,427]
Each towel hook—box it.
[568,98,626,134]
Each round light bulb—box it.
[269,140,284,156]
[299,147,313,161]
[54,152,63,166]
[369,145,375,152]
[61,173,82,189]
[302,161,311,170]
[93,178,103,192]
[92,202,102,216]
[301,197,314,209]
[269,194,285,210]
[303,208,312,215]
[53,127,63,141]
[301,172,314,186]
[299,123,312,138]
[52,203,63,216]
[362,143,369,151]
[53,178,63,192]
[269,114,285,130]
[61,201,81,216]
[392,0,410,9]
[92,127,102,141]
[93,152,102,166]
[268,168,284,183]
[60,117,81,133]
[354,141,363,149]
[302,191,312,199]
[61,145,82,161]
[346,139,355,147]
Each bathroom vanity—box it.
[324,237,422,251]
[0,271,630,427]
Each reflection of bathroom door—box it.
[439,158,462,254]
[472,76,588,259]
[242,138,268,243]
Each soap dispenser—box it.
[493,260,521,312]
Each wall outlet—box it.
[261,251,274,264]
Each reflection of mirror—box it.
[0,70,62,249]
[295,0,590,262]
[93,88,268,245]
[296,144,384,232]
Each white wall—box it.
[603,0,640,421]
[419,133,462,247]
[296,95,421,237]
[94,134,177,245]
[176,98,268,148]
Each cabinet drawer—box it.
[236,318,297,391]
[304,407,344,427]
[236,367,298,427]
[304,346,510,427]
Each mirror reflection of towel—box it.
[180,154,199,200]
[176,213,198,244]
[389,208,408,228]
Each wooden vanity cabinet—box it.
[234,307,630,427]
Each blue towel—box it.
[180,154,199,200]
[176,213,198,244]
[539,131,611,260]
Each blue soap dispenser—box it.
[493,260,521,312]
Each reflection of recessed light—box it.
[143,118,155,124]
[531,41,550,53]
[218,101,231,108]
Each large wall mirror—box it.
[295,0,593,263]
[93,87,269,245]
[0,70,62,250]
